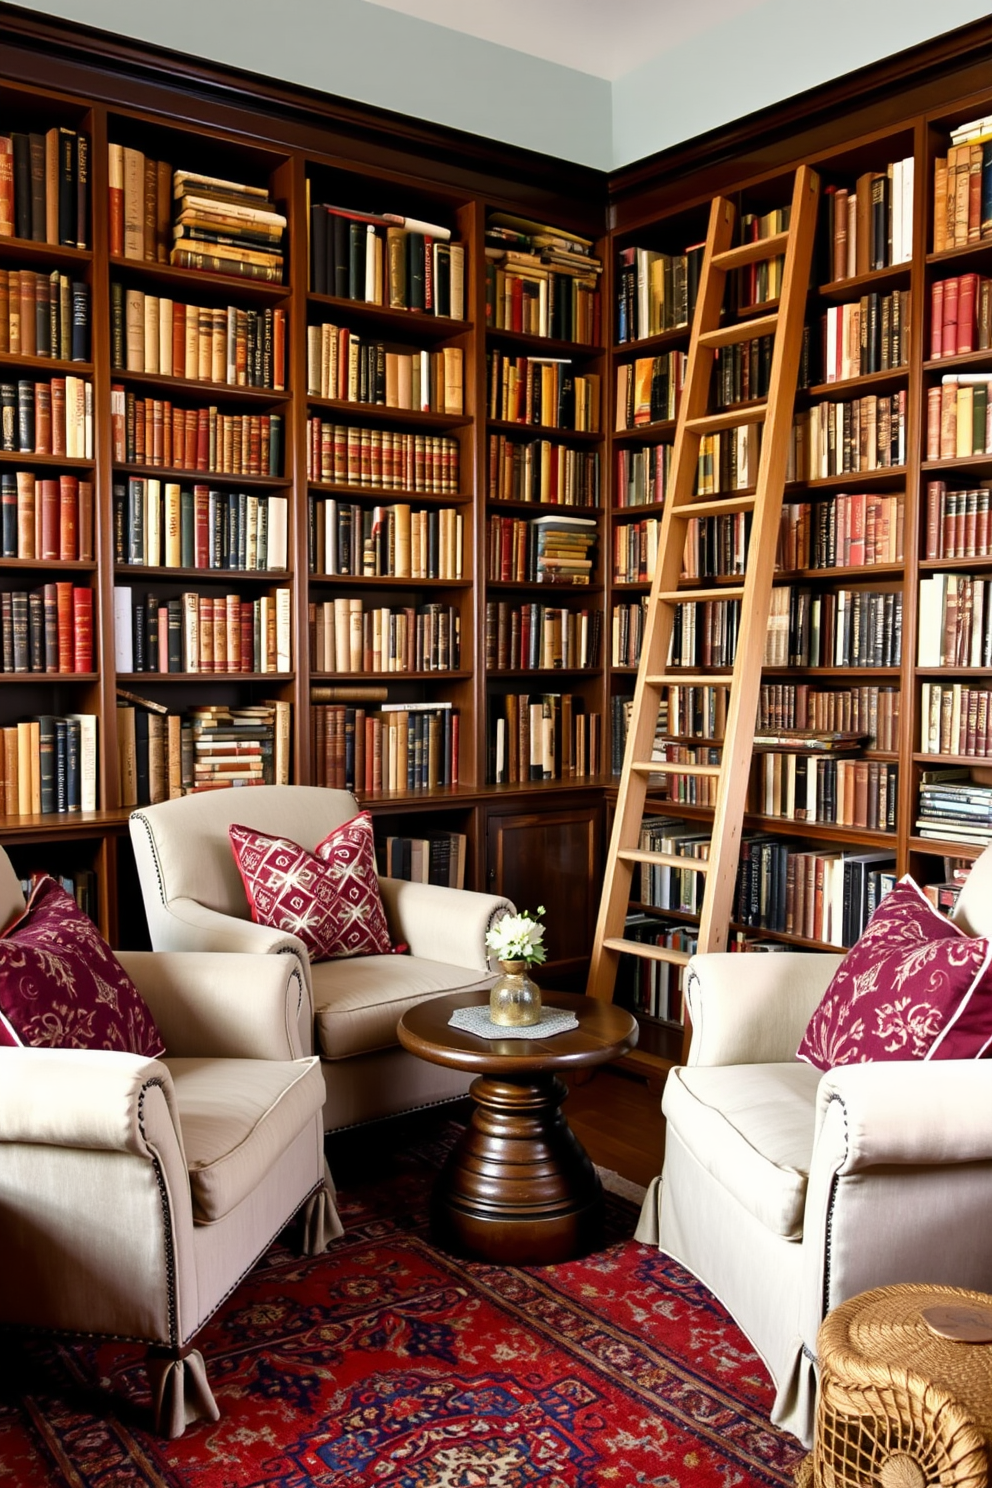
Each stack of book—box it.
[0,128,88,247]
[116,696,290,807]
[485,212,601,344]
[615,243,705,342]
[759,683,900,751]
[309,201,464,318]
[933,116,992,252]
[0,269,89,360]
[170,171,287,283]
[916,768,992,846]
[534,514,596,585]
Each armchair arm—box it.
[0,1046,181,1154]
[684,951,843,1066]
[119,951,309,1059]
[815,1060,992,1169]
[378,878,514,970]
[145,895,308,967]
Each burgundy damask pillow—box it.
[230,811,393,962]
[0,876,165,1056]
[797,875,992,1071]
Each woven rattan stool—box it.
[797,1283,992,1488]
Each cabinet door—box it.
[486,801,603,986]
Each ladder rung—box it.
[697,313,779,348]
[680,493,756,519]
[685,403,767,435]
[632,760,722,777]
[619,849,710,872]
[644,674,732,687]
[604,938,691,967]
[711,231,790,270]
[657,585,745,603]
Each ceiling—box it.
[360,0,767,81]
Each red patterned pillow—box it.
[797,875,992,1071]
[230,812,392,962]
[0,876,165,1056]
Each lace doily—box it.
[448,1004,579,1039]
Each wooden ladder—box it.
[587,165,820,1058]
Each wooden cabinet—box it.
[485,794,603,985]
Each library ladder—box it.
[586,164,820,1064]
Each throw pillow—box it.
[797,875,992,1070]
[230,811,393,961]
[0,876,165,1056]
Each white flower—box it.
[486,906,547,965]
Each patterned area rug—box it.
[0,1121,806,1487]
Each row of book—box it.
[613,517,661,584]
[616,916,694,1023]
[112,286,287,389]
[484,602,602,672]
[306,327,464,415]
[113,480,288,572]
[0,585,93,673]
[486,352,600,432]
[926,375,992,460]
[0,712,98,816]
[917,573,992,668]
[14,868,98,921]
[696,425,761,495]
[117,700,291,806]
[113,587,292,674]
[924,481,992,559]
[308,498,463,581]
[715,335,773,410]
[735,838,897,946]
[920,683,992,758]
[376,831,467,889]
[489,692,602,783]
[822,160,914,279]
[615,351,687,429]
[615,244,704,343]
[737,207,789,307]
[309,202,464,318]
[110,393,284,476]
[916,770,992,846]
[933,119,992,252]
[797,393,907,478]
[1,471,93,561]
[682,510,749,580]
[0,269,89,361]
[1,376,91,457]
[766,586,903,668]
[929,275,991,359]
[487,435,600,508]
[309,599,460,675]
[485,211,601,345]
[311,700,458,793]
[819,292,909,383]
[0,128,88,248]
[648,744,719,807]
[306,419,460,495]
[611,601,646,668]
[615,444,672,509]
[777,492,905,572]
[487,513,597,585]
[759,682,900,752]
[669,600,739,669]
[750,752,897,831]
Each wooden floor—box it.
[562,1066,665,1191]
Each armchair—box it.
[0,849,339,1438]
[129,786,515,1130]
[636,845,992,1447]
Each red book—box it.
[110,383,126,462]
[55,580,73,672]
[450,710,459,785]
[942,276,959,357]
[249,414,261,476]
[133,398,146,463]
[50,377,66,456]
[38,477,59,559]
[71,585,93,672]
[33,381,51,454]
[172,405,185,468]
[161,399,173,468]
[240,602,253,672]
[273,307,285,391]
[172,303,185,381]
[926,386,942,459]
[925,480,943,560]
[848,492,866,566]
[194,483,209,568]
[510,276,524,334]
[930,280,944,359]
[77,480,94,561]
[958,273,978,354]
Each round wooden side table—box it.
[397,990,638,1265]
[801,1282,992,1488]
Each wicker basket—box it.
[807,1284,992,1488]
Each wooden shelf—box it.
[486,326,602,358]
[309,395,470,430]
[113,462,291,488]
[488,418,600,443]
[108,254,289,305]
[816,263,912,300]
[110,368,289,404]
[308,292,472,341]
[310,481,470,504]
[0,238,91,269]
[0,352,93,375]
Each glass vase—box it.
[489,959,542,1027]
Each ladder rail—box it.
[587,167,820,1029]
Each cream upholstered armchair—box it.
[0,849,339,1439]
[129,786,514,1130]
[637,844,992,1448]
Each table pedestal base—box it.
[431,1073,603,1264]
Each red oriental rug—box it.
[0,1120,805,1487]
